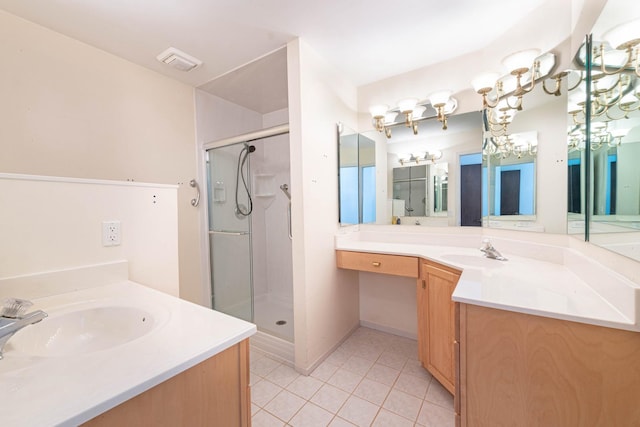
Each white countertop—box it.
[335,226,640,332]
[0,280,256,427]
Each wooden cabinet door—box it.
[419,261,459,394]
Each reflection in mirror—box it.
[477,53,569,234]
[391,163,448,219]
[338,123,376,225]
[433,163,449,214]
[484,132,537,221]
[567,68,588,239]
[385,111,482,226]
[576,0,640,261]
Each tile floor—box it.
[250,327,455,427]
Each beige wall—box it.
[288,39,361,373]
[0,175,179,296]
[0,11,201,303]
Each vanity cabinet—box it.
[335,250,460,393]
[418,260,460,395]
[83,339,251,427]
[456,304,640,426]
[335,250,419,278]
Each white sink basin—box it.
[8,304,158,357]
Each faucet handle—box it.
[1,298,34,318]
[479,238,493,251]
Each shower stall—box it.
[206,130,294,347]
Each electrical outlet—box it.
[102,221,121,246]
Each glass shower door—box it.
[207,143,253,322]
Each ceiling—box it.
[0,0,555,92]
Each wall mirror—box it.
[338,123,376,224]
[572,0,640,262]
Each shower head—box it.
[246,144,256,153]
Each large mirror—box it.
[338,123,376,224]
[571,0,640,262]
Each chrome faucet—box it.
[0,298,47,359]
[479,238,507,261]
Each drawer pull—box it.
[372,261,381,267]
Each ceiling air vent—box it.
[156,47,202,72]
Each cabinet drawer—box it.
[336,250,419,278]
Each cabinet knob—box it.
[372,261,381,267]
[422,280,426,289]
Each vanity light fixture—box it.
[568,122,630,151]
[397,150,443,166]
[598,18,640,77]
[483,131,538,159]
[370,104,392,138]
[501,49,542,111]
[473,50,561,140]
[568,72,639,125]
[368,92,458,139]
[472,49,543,111]
[398,98,419,128]
[485,98,518,138]
[428,91,453,130]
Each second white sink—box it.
[8,304,160,357]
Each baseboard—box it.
[250,331,295,366]
[359,320,417,340]
[296,322,361,376]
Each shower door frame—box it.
[198,124,290,312]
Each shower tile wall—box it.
[251,134,294,341]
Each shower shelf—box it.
[254,173,276,198]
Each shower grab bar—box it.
[189,179,200,207]
[208,230,249,236]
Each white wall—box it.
[0,175,179,296]
[359,273,417,338]
[288,39,360,373]
[0,11,199,303]
[195,91,264,144]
